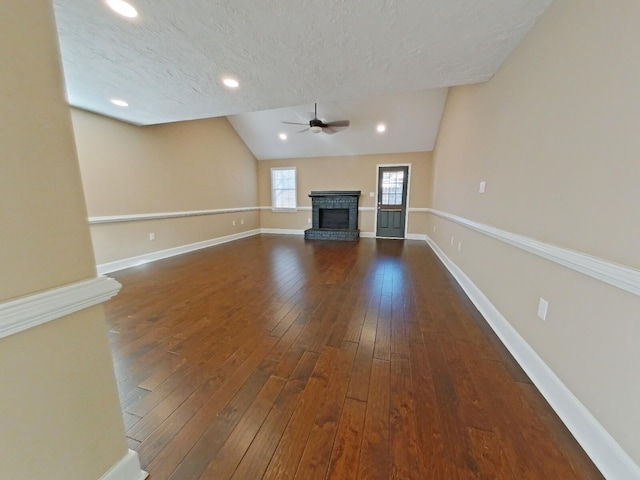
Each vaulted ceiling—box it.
[53,0,553,159]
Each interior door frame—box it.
[373,163,412,239]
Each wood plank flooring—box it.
[104,235,603,479]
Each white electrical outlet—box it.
[232,220,236,226]
[537,298,549,321]
[458,241,462,251]
[149,233,155,241]
[369,192,375,197]
[241,219,244,225]
[307,218,311,223]
[479,181,486,194]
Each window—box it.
[380,170,404,205]
[271,167,297,210]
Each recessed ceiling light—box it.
[110,98,129,107]
[376,123,386,133]
[106,0,138,18]
[279,133,287,140]
[223,78,239,88]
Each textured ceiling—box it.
[52,0,552,157]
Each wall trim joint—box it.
[0,276,121,339]
[89,207,260,224]
[428,208,640,297]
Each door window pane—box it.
[381,171,404,205]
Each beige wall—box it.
[74,114,432,264]
[72,110,259,264]
[91,211,260,265]
[430,0,640,464]
[0,307,128,478]
[1,6,96,301]
[0,2,127,479]
[258,152,433,234]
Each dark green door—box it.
[376,166,409,238]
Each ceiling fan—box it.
[282,103,350,134]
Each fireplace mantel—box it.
[305,191,361,241]
[308,191,362,197]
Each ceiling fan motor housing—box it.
[281,103,348,133]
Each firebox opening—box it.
[319,208,349,229]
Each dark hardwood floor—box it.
[104,234,603,479]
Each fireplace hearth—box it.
[305,191,361,241]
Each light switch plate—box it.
[479,181,486,194]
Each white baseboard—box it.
[98,228,384,274]
[425,236,640,480]
[260,228,305,235]
[260,229,378,239]
[97,229,261,274]
[99,449,147,480]
[406,233,428,241]
[258,230,410,240]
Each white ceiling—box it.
[52,0,553,159]
[228,89,448,160]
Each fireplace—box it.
[305,191,361,241]
[319,208,349,229]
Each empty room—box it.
[1,0,639,479]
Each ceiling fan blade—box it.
[325,120,350,128]
[322,127,337,135]
[297,127,310,133]
[282,121,308,126]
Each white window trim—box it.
[270,166,298,212]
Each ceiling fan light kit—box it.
[283,103,350,135]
